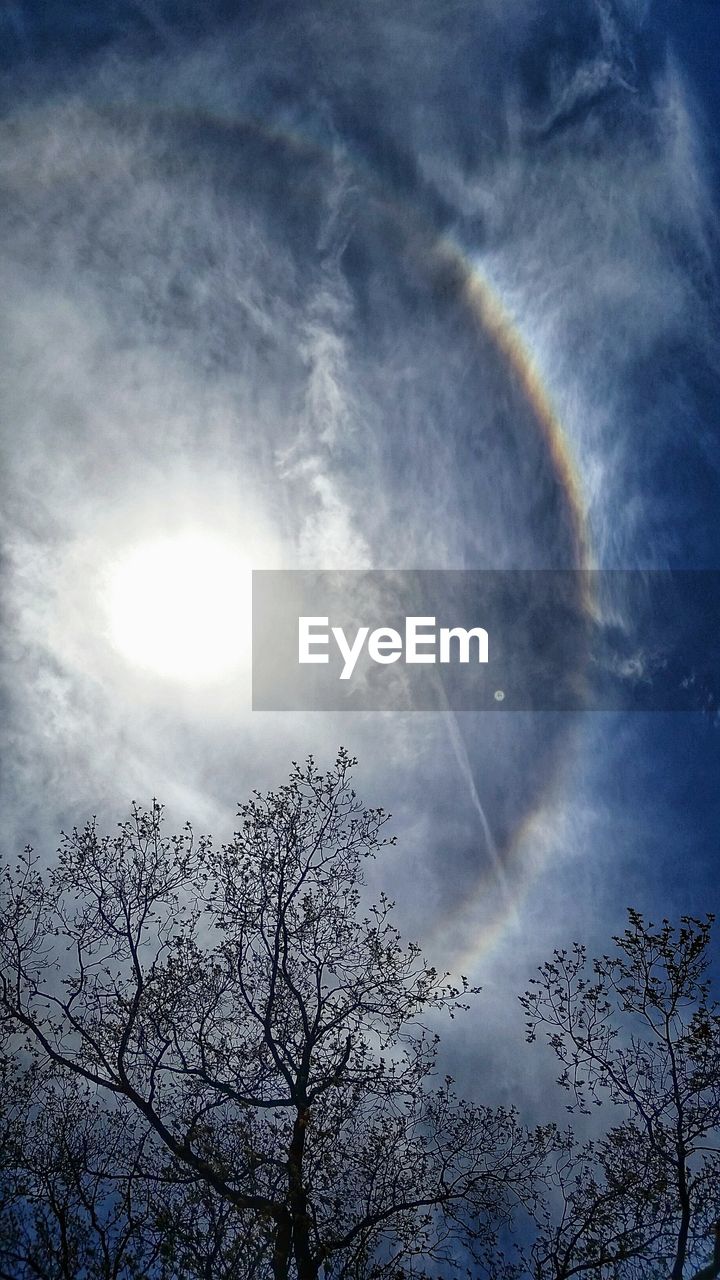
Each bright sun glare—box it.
[106,532,252,683]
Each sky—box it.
[1,0,720,1111]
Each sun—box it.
[105,532,252,683]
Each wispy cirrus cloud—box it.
[0,2,717,1103]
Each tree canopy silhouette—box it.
[3,754,720,1278]
[521,911,720,1279]
[0,750,537,1280]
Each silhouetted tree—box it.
[692,1223,720,1280]
[0,1061,157,1279]
[0,751,540,1280]
[521,911,720,1279]
[516,1119,674,1279]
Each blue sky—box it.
[1,0,719,1107]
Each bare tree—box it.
[520,911,720,1279]
[0,1059,275,1280]
[0,1064,163,1280]
[691,1223,720,1280]
[516,1119,676,1279]
[0,751,540,1279]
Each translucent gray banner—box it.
[252,570,720,713]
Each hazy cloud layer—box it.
[1,0,718,1102]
